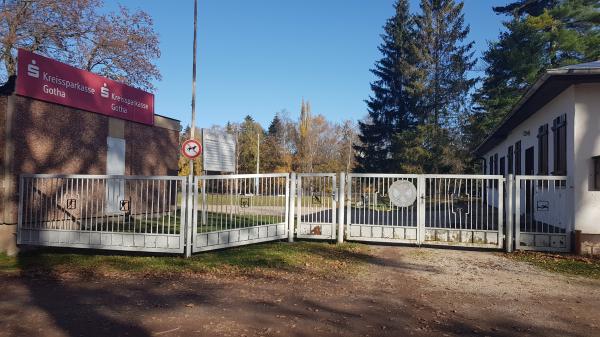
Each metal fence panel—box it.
[515,176,571,252]
[346,173,420,244]
[192,173,290,252]
[19,172,572,255]
[17,174,187,253]
[296,173,337,240]
[344,173,504,249]
[422,175,504,249]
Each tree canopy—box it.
[356,0,476,174]
[0,0,161,91]
[466,0,600,153]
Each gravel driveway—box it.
[1,245,598,337]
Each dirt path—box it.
[1,245,599,337]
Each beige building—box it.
[475,61,600,255]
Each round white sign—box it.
[388,180,417,207]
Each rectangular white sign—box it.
[202,129,236,173]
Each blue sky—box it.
[113,0,512,129]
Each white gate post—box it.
[498,176,505,250]
[417,175,425,245]
[337,172,346,244]
[288,172,296,242]
[506,174,514,252]
[185,176,194,258]
[514,177,521,251]
[345,175,352,241]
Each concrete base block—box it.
[577,232,600,256]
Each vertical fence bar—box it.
[185,175,193,258]
[286,173,294,242]
[497,176,504,249]
[338,172,345,244]
[346,175,352,240]
[191,177,199,252]
[506,174,514,252]
[332,175,337,240]
[417,176,425,245]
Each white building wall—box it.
[482,86,576,225]
[573,83,600,234]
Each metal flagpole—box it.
[190,0,198,174]
[185,0,198,258]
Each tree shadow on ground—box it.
[2,242,596,337]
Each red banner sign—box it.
[15,49,154,125]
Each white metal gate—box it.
[17,174,187,253]
[344,173,504,249]
[346,174,420,244]
[295,173,337,240]
[422,175,504,248]
[514,176,571,252]
[17,172,573,255]
[191,173,290,252]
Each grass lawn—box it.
[0,241,371,279]
[506,251,600,279]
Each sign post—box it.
[185,0,199,258]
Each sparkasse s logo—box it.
[100,83,110,98]
[27,59,39,78]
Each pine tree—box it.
[468,0,600,152]
[355,0,415,173]
[262,114,288,172]
[398,0,476,173]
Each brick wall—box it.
[125,120,179,176]
[2,95,180,225]
[12,95,109,175]
[0,96,5,167]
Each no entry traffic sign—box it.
[181,139,202,160]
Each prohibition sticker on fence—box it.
[537,200,549,211]
[312,193,322,206]
[63,194,79,210]
[388,180,417,207]
[119,199,130,212]
[181,139,202,160]
[240,197,250,208]
[66,199,77,210]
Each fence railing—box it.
[514,175,571,252]
[18,174,187,253]
[17,173,573,255]
[421,175,504,248]
[191,173,290,252]
[346,173,420,244]
[296,173,337,240]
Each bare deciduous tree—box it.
[0,0,160,91]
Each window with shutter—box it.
[538,124,548,175]
[552,114,567,176]
[515,141,521,175]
